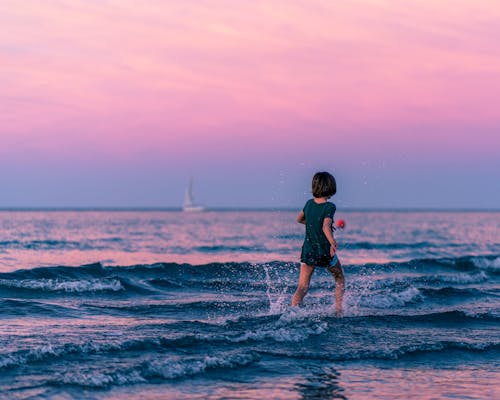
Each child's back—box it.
[292,172,345,316]
[301,199,336,267]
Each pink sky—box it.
[1,0,499,207]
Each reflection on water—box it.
[100,363,500,400]
[295,366,346,400]
[340,365,500,400]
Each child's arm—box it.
[322,217,338,256]
[297,210,306,224]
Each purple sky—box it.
[1,1,499,209]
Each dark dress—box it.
[300,199,336,267]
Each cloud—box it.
[1,0,499,162]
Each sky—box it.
[1,0,499,209]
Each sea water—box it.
[0,210,498,399]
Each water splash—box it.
[262,263,289,314]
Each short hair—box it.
[312,171,336,198]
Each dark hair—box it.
[312,171,336,198]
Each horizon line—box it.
[0,206,499,212]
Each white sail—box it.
[183,178,205,212]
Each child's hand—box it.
[330,241,338,257]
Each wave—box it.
[0,278,124,293]
[0,336,176,371]
[81,298,267,315]
[0,255,497,304]
[0,335,259,386]
[38,340,497,389]
[346,287,424,309]
[263,341,500,363]
[343,241,456,250]
[0,239,124,251]
[415,271,489,284]
[345,271,489,294]
[348,255,500,274]
[0,256,500,315]
[2,255,498,279]
[344,284,489,311]
[0,263,111,280]
[50,351,260,388]
[194,245,269,253]
[472,256,500,272]
[5,333,497,389]
[0,299,79,318]
[427,255,500,273]
[370,310,500,323]
[1,306,498,380]
[419,286,488,299]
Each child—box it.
[291,171,345,316]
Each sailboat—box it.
[183,178,205,212]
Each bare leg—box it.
[328,261,345,317]
[291,263,315,306]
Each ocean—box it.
[0,210,498,399]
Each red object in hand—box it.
[335,219,346,229]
